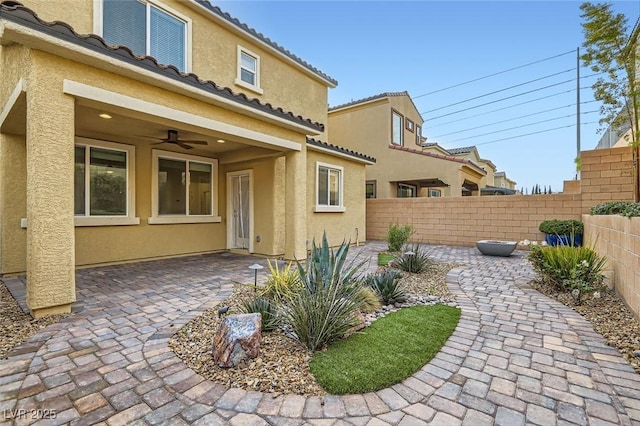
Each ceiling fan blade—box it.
[179,140,208,145]
[177,141,194,150]
[152,141,167,145]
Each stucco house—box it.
[445,146,517,195]
[328,92,489,197]
[0,0,374,317]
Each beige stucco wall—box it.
[306,150,366,249]
[18,0,330,131]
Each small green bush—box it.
[528,245,607,304]
[260,259,301,301]
[387,223,412,252]
[392,244,435,274]
[590,201,640,217]
[357,286,383,313]
[364,269,406,305]
[282,233,367,351]
[240,296,280,332]
[538,219,584,235]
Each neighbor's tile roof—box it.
[389,145,486,175]
[447,146,476,155]
[0,1,324,132]
[307,138,376,163]
[328,91,410,111]
[195,0,337,87]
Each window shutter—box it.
[150,6,186,71]
[103,0,146,56]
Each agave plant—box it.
[393,244,435,274]
[364,269,406,305]
[280,232,368,351]
[240,296,281,332]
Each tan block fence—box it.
[366,146,640,317]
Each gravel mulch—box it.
[169,262,458,396]
[529,279,640,373]
[0,281,70,359]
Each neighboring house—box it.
[0,0,374,317]
[445,146,517,196]
[328,92,487,198]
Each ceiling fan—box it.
[149,130,208,150]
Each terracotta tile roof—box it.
[328,91,410,111]
[307,138,376,164]
[0,1,324,132]
[388,144,486,175]
[194,0,337,87]
[447,146,476,155]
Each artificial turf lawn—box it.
[377,253,395,266]
[309,304,461,394]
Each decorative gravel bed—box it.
[0,282,70,359]
[529,279,640,373]
[168,262,458,396]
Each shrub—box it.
[260,259,301,301]
[392,244,435,274]
[240,296,280,332]
[356,286,383,313]
[364,269,406,304]
[281,233,367,351]
[538,219,584,235]
[590,201,640,217]
[387,223,412,252]
[528,245,607,304]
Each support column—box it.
[25,80,75,318]
[284,147,307,260]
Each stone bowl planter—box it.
[476,240,517,257]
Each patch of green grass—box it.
[377,252,395,266]
[310,305,460,394]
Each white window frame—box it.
[429,188,442,198]
[235,46,263,95]
[149,149,221,224]
[392,110,404,146]
[314,162,345,213]
[94,0,193,73]
[74,137,139,227]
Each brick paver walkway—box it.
[1,242,640,425]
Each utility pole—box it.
[576,47,581,180]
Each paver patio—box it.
[1,242,640,425]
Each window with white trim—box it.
[392,110,403,146]
[235,46,263,94]
[74,138,137,225]
[102,0,188,71]
[150,150,220,224]
[429,188,442,197]
[315,162,345,212]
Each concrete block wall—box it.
[580,146,634,209]
[366,194,584,246]
[584,215,640,319]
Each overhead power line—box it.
[421,69,574,114]
[411,49,575,99]
[444,110,599,143]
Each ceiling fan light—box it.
[99,113,112,119]
[216,139,225,144]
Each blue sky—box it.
[218,0,640,193]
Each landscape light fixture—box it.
[404,250,415,274]
[249,263,264,292]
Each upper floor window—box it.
[315,162,345,212]
[406,119,414,132]
[102,0,189,72]
[235,46,263,94]
[416,125,422,146]
[392,110,403,146]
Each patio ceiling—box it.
[390,178,449,188]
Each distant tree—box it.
[581,2,640,201]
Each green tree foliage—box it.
[580,2,640,201]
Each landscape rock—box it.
[212,313,262,368]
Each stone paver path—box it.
[1,242,640,425]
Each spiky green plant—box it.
[393,244,435,274]
[364,269,406,305]
[240,296,280,332]
[357,286,382,313]
[280,233,367,351]
[260,258,301,302]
